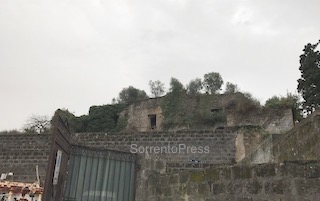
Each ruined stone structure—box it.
[121,94,294,133]
[241,111,320,165]
[122,97,164,132]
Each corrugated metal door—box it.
[63,146,136,201]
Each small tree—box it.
[203,72,223,94]
[187,78,203,95]
[162,78,186,128]
[118,86,149,104]
[225,82,239,94]
[169,77,185,93]
[297,40,320,113]
[149,80,165,97]
[23,115,51,134]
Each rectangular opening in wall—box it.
[149,114,157,130]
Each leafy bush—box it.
[56,104,127,133]
[225,92,261,114]
[117,86,148,104]
[265,93,302,121]
[195,110,226,126]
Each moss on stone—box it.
[205,168,220,181]
[190,171,205,183]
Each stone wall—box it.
[274,111,320,162]
[138,160,320,201]
[72,129,237,165]
[0,128,238,185]
[240,111,320,165]
[0,133,51,185]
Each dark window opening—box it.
[210,108,222,113]
[149,114,157,130]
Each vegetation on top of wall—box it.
[224,92,261,114]
[265,93,299,109]
[56,109,86,132]
[161,78,190,129]
[264,93,302,121]
[57,103,127,133]
[86,104,126,132]
[115,86,149,105]
[161,78,227,130]
[193,94,226,127]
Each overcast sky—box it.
[0,0,319,131]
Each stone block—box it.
[225,181,243,195]
[190,171,205,183]
[243,180,262,194]
[198,183,210,195]
[265,179,291,195]
[169,174,179,184]
[210,183,225,195]
[205,168,220,181]
[180,172,190,184]
[232,166,252,179]
[255,163,277,178]
[295,178,320,196]
[280,162,306,178]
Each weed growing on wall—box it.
[161,93,227,130]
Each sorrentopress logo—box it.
[130,144,210,154]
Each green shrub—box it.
[225,92,261,114]
[265,93,302,121]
